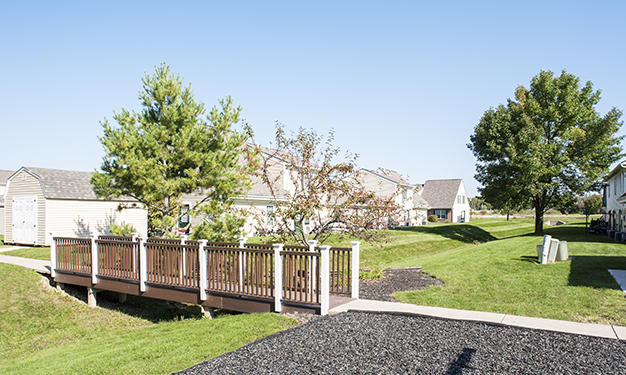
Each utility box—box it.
[547,239,560,263]
[556,241,568,262]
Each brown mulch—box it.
[359,268,444,302]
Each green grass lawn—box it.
[389,219,626,326]
[0,263,296,374]
[1,246,51,260]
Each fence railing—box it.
[50,234,360,315]
[54,237,92,275]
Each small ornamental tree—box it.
[92,64,255,239]
[469,70,623,235]
[254,123,403,246]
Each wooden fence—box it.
[50,234,360,315]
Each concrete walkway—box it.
[0,254,51,274]
[609,269,626,295]
[0,245,31,253]
[330,299,626,340]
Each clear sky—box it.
[2,1,625,196]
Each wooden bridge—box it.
[50,235,359,315]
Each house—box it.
[419,179,470,223]
[180,146,290,236]
[602,161,626,231]
[4,167,148,246]
[357,167,429,226]
[0,170,14,236]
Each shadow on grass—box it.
[393,224,497,244]
[568,255,626,290]
[56,280,235,323]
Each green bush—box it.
[109,223,137,237]
[427,215,438,223]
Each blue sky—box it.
[2,1,625,196]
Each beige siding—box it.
[359,172,398,198]
[45,199,148,245]
[5,172,46,245]
[0,206,4,236]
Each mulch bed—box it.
[359,268,444,302]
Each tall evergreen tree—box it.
[92,63,255,238]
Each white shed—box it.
[4,167,148,246]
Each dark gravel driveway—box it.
[176,311,626,374]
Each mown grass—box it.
[2,246,51,260]
[0,263,296,374]
[392,220,626,326]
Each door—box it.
[12,196,37,244]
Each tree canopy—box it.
[92,63,255,239]
[255,123,403,246]
[468,70,623,234]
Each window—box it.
[266,205,274,227]
[402,189,407,200]
[434,210,448,219]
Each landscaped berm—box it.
[2,217,626,374]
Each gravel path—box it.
[176,311,626,375]
[359,268,444,302]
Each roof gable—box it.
[9,167,135,201]
[421,179,463,208]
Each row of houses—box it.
[602,161,626,231]
[2,159,469,246]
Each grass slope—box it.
[0,263,296,374]
[1,247,51,260]
[392,221,626,326]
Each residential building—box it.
[419,179,470,223]
[602,161,626,231]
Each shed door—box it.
[12,196,37,244]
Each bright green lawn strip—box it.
[2,313,294,375]
[395,223,626,326]
[2,247,51,260]
[0,264,295,374]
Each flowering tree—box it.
[254,123,403,246]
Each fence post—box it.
[273,243,284,312]
[198,240,208,301]
[239,237,247,292]
[308,240,318,294]
[351,241,360,299]
[49,233,56,278]
[91,236,98,284]
[180,236,187,286]
[139,237,147,292]
[131,233,138,274]
[320,245,331,315]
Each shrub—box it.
[109,223,137,237]
[428,215,438,223]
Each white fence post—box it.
[273,243,284,312]
[91,236,98,284]
[320,245,331,315]
[199,240,208,301]
[308,240,318,294]
[140,237,147,292]
[49,233,56,278]
[351,241,360,299]
[239,237,247,292]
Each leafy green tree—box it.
[469,70,623,235]
[92,64,255,239]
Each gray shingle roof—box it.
[421,179,462,209]
[12,167,136,201]
[412,190,430,209]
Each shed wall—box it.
[5,172,46,245]
[45,199,148,246]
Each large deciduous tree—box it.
[469,70,623,235]
[255,123,403,246]
[92,63,254,239]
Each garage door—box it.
[12,196,37,245]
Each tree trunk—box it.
[506,211,510,221]
[534,202,544,235]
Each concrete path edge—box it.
[330,299,626,340]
